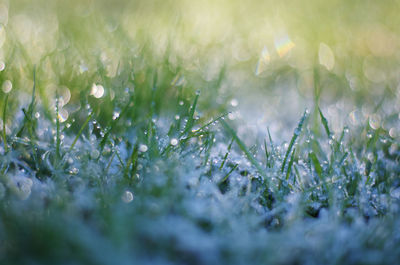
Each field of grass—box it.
[0,0,400,264]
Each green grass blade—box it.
[318,107,331,138]
[281,110,308,173]
[69,112,94,152]
[221,120,268,183]
[219,163,238,183]
[2,94,8,153]
[285,148,296,180]
[55,95,61,162]
[264,138,269,167]
[219,137,234,170]
[99,100,131,154]
[310,152,323,180]
[181,93,199,136]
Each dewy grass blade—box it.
[285,148,296,180]
[55,94,61,163]
[318,107,331,138]
[219,137,234,170]
[99,100,131,154]
[281,110,309,173]
[181,93,199,137]
[264,139,269,166]
[219,163,238,183]
[69,112,94,152]
[221,119,269,184]
[2,94,8,153]
[309,152,323,180]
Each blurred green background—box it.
[0,0,399,139]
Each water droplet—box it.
[69,167,79,174]
[369,114,381,130]
[389,128,396,138]
[230,98,239,107]
[170,138,179,146]
[139,144,148,153]
[57,108,69,123]
[0,61,5,71]
[90,83,105,98]
[121,190,134,203]
[2,80,12,93]
[112,111,120,120]
[91,149,100,159]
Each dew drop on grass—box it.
[90,83,105,98]
[121,190,134,203]
[69,167,79,174]
[91,149,100,159]
[112,111,120,120]
[2,80,12,93]
[0,61,5,71]
[139,144,148,153]
[389,128,396,138]
[170,138,179,146]
[57,108,69,123]
[230,98,239,107]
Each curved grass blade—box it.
[69,112,94,152]
[318,107,331,138]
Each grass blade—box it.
[219,163,238,183]
[69,112,94,152]
[309,152,323,180]
[281,110,308,173]
[219,138,234,170]
[285,148,296,180]
[221,120,268,183]
[181,93,199,136]
[2,94,8,153]
[318,107,331,138]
